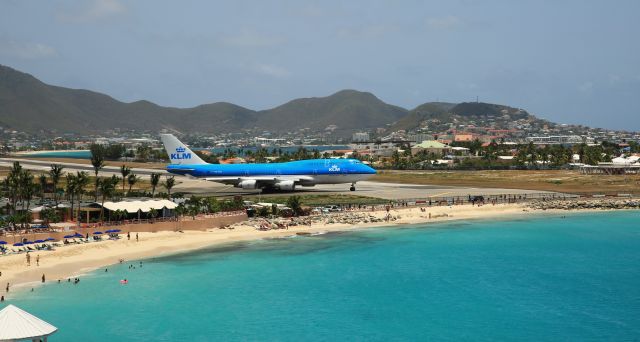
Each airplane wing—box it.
[198,175,314,189]
[200,175,313,183]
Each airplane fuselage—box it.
[166,158,376,189]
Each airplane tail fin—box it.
[160,134,208,165]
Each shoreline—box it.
[1,203,636,299]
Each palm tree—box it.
[49,164,64,208]
[526,142,538,169]
[39,174,48,201]
[7,162,23,215]
[19,169,34,212]
[163,176,175,199]
[75,171,90,223]
[175,203,186,221]
[66,174,77,221]
[90,144,105,201]
[127,174,139,194]
[112,209,125,223]
[120,165,131,193]
[186,196,202,219]
[205,197,220,214]
[148,208,158,222]
[19,170,36,228]
[150,173,161,198]
[98,176,118,222]
[286,195,303,216]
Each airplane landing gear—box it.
[350,184,356,191]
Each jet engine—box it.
[238,180,257,189]
[275,180,295,191]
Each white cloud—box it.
[426,15,463,30]
[0,39,56,59]
[608,74,621,85]
[457,82,479,90]
[254,63,291,78]
[337,25,398,39]
[57,0,126,23]
[220,30,284,48]
[578,81,594,93]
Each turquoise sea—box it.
[24,150,92,159]
[7,211,640,341]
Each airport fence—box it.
[328,191,640,212]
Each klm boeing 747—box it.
[161,134,376,191]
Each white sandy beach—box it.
[0,202,602,298]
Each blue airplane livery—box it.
[161,134,376,191]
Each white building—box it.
[352,132,370,142]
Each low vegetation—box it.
[372,170,640,194]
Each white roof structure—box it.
[102,199,178,213]
[611,155,640,165]
[0,304,57,341]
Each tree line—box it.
[1,161,177,228]
[385,141,626,170]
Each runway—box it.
[0,158,557,200]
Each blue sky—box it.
[1,0,639,130]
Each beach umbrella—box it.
[23,241,34,245]
[63,235,75,239]
[93,231,103,235]
[0,241,7,245]
[74,233,83,237]
[105,229,114,233]
[13,243,24,246]
[34,239,45,243]
[112,229,121,232]
[46,238,56,241]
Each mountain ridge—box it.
[0,65,406,135]
[0,64,604,136]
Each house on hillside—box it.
[411,140,451,156]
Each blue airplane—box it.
[161,134,377,191]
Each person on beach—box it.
[136,233,139,242]
[26,252,31,266]
[42,274,45,283]
[6,283,9,292]
[127,232,130,240]
[36,254,40,266]
[1,295,4,302]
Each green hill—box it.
[451,102,529,120]
[0,65,407,135]
[390,102,456,131]
[256,90,407,133]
